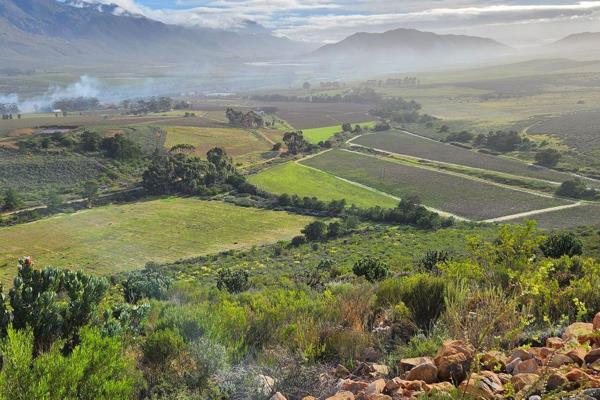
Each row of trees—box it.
[251,87,382,104]
[52,97,99,112]
[121,97,173,115]
[225,108,264,128]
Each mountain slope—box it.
[311,28,511,70]
[0,0,307,68]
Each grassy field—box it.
[303,121,375,144]
[353,131,572,182]
[248,161,398,208]
[163,126,271,157]
[302,150,570,220]
[273,102,374,129]
[0,197,313,286]
[511,204,600,230]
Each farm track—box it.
[483,202,583,223]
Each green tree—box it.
[216,268,250,293]
[2,188,22,211]
[79,130,103,152]
[82,181,99,207]
[535,148,561,167]
[206,147,235,183]
[100,134,141,160]
[301,221,328,242]
[283,131,309,155]
[46,189,62,212]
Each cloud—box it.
[77,1,600,44]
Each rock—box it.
[371,364,390,377]
[545,353,575,368]
[258,375,276,396]
[367,395,391,400]
[434,340,475,383]
[326,391,355,400]
[546,372,569,391]
[404,380,429,392]
[406,362,438,384]
[302,397,317,400]
[353,362,388,378]
[506,357,521,374]
[428,382,454,393]
[383,378,405,392]
[459,372,502,400]
[563,323,594,342]
[593,312,600,331]
[498,373,512,384]
[546,337,564,349]
[583,388,600,400]
[511,373,540,392]
[567,347,588,365]
[270,393,286,400]
[509,348,532,362]
[565,368,591,383]
[365,379,386,396]
[528,396,542,400]
[361,347,380,362]
[513,359,540,375]
[585,348,600,364]
[480,351,507,372]
[399,357,434,373]
[335,364,351,378]
[338,380,369,394]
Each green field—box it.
[0,197,313,285]
[248,161,398,208]
[302,150,570,220]
[303,121,375,143]
[163,126,271,157]
[354,130,572,182]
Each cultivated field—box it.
[353,130,573,182]
[511,204,600,230]
[302,150,570,220]
[0,197,313,286]
[163,126,271,158]
[528,110,600,157]
[248,161,398,208]
[273,102,374,129]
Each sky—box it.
[91,0,600,46]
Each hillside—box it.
[311,28,511,70]
[0,0,307,67]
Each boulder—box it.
[270,393,287,400]
[365,379,386,396]
[338,380,369,394]
[383,378,406,393]
[582,388,600,400]
[563,323,594,342]
[509,348,532,363]
[511,373,540,392]
[406,362,438,384]
[545,353,575,368]
[371,364,390,377]
[546,372,569,391]
[593,312,600,331]
[258,375,276,396]
[459,372,503,400]
[428,382,454,393]
[506,357,521,374]
[513,359,540,375]
[399,357,434,373]
[326,391,355,400]
[565,368,591,383]
[585,348,600,364]
[434,340,475,383]
[302,397,317,400]
[480,351,507,372]
[353,363,388,379]
[546,337,564,349]
[367,395,392,400]
[567,347,588,365]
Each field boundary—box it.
[483,202,583,223]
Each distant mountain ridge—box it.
[310,28,512,71]
[0,0,310,68]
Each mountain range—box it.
[1,0,599,72]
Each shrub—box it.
[123,270,171,303]
[556,179,597,200]
[217,269,250,294]
[540,232,583,258]
[376,274,446,331]
[417,250,451,274]
[446,131,473,143]
[535,148,561,167]
[302,221,328,242]
[352,257,389,282]
[290,235,306,247]
[142,328,185,368]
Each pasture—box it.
[303,121,376,144]
[163,126,271,158]
[353,131,572,183]
[248,161,398,208]
[301,150,570,221]
[0,197,313,286]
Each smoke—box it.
[2,76,103,113]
